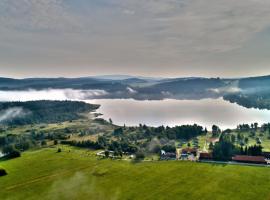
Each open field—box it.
[1,146,270,200]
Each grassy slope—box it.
[1,147,270,200]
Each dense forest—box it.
[224,93,270,110]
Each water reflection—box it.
[0,89,269,130]
[87,98,270,130]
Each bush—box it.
[3,145,21,159]
[0,168,7,176]
[7,149,21,159]
[41,140,47,146]
[162,145,176,153]
[135,152,145,161]
[104,150,110,158]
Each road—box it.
[199,160,270,167]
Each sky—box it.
[1,0,270,78]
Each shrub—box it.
[0,168,7,176]
[3,145,21,159]
[41,140,47,146]
[7,149,21,159]
[135,152,145,161]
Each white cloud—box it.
[126,87,137,94]
[209,80,242,94]
[0,107,29,123]
[0,89,108,102]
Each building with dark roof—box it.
[232,155,267,164]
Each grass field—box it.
[1,146,270,200]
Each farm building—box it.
[180,148,198,161]
[181,148,198,156]
[262,152,270,159]
[199,152,213,160]
[232,155,267,164]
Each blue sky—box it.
[1,0,270,78]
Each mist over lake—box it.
[0,89,269,130]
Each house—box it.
[232,155,267,164]
[262,152,270,159]
[160,150,176,160]
[199,152,213,160]
[181,148,198,156]
[180,148,198,161]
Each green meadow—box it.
[1,146,270,200]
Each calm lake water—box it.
[0,89,270,129]
[87,98,270,130]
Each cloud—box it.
[1,0,270,77]
[126,87,137,94]
[0,107,29,123]
[0,0,81,31]
[209,87,242,94]
[0,89,108,102]
[117,0,270,53]
[64,89,109,100]
[122,9,135,15]
[209,80,242,94]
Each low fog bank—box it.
[0,107,29,123]
[0,89,108,102]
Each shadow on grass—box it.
[210,163,228,167]
[131,159,144,164]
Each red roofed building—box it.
[232,155,267,164]
[199,152,213,160]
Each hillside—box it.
[0,101,99,125]
[1,147,270,200]
[1,75,270,108]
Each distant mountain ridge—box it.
[0,75,270,109]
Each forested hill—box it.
[0,101,99,125]
[223,75,270,110]
[0,75,270,106]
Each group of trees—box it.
[2,145,21,159]
[0,130,64,154]
[212,132,264,161]
[237,123,259,132]
[61,140,102,150]
[212,134,239,161]
[131,124,206,141]
[239,145,262,156]
[224,93,270,110]
[61,136,138,154]
[212,125,221,137]
[0,134,35,152]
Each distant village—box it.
[161,147,270,165]
[160,135,270,166]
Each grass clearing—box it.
[1,147,270,200]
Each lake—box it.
[0,89,270,129]
[87,98,270,129]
